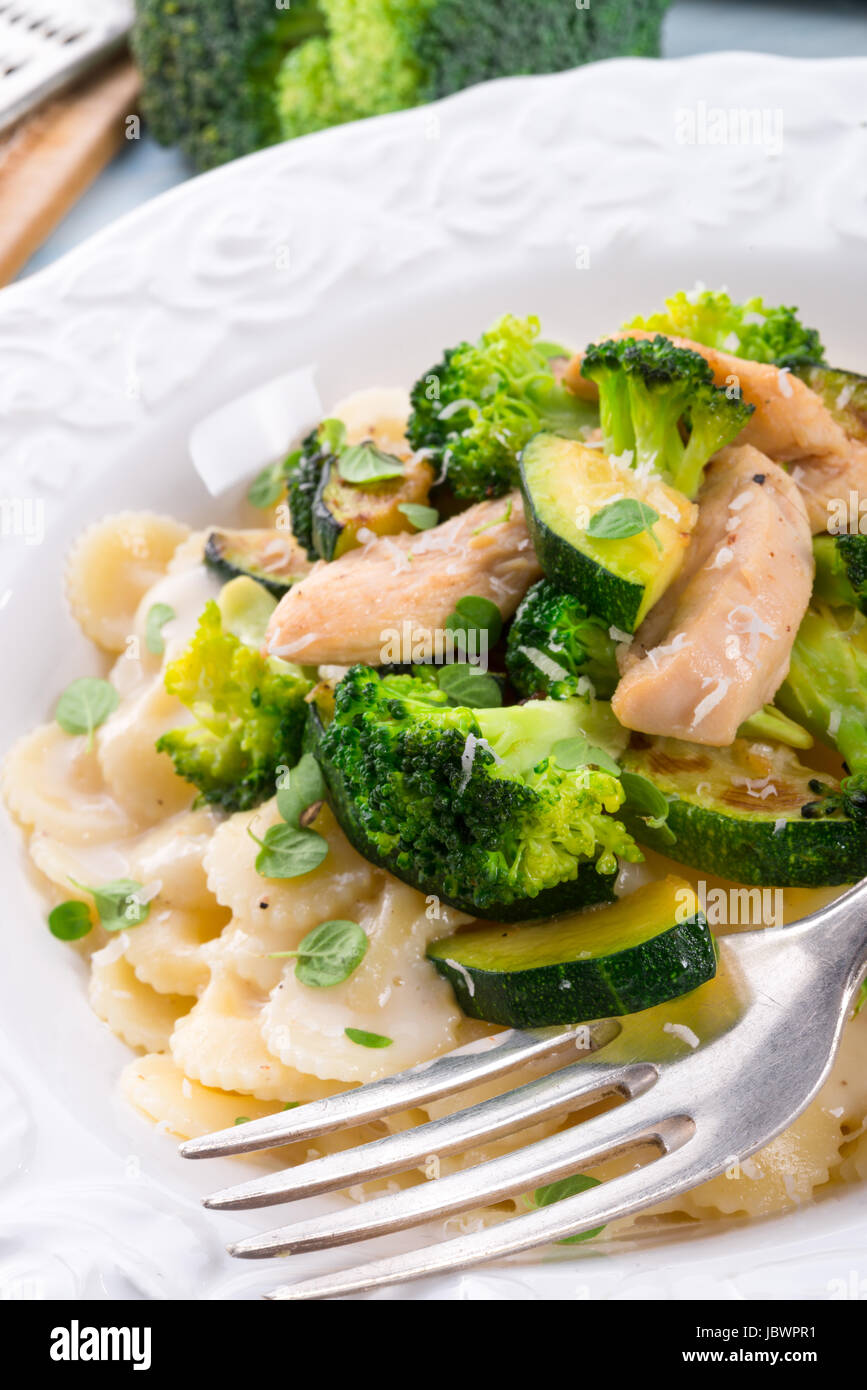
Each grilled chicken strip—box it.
[565,332,867,532]
[264,491,540,667]
[612,446,813,746]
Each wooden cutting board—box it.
[0,56,140,285]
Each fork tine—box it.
[265,1136,703,1301]
[180,1022,615,1159]
[229,1089,685,1258]
[205,1059,658,1210]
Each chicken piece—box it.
[565,332,867,532]
[612,446,813,746]
[264,491,540,667]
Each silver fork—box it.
[181,879,867,1300]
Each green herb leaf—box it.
[552,737,621,776]
[247,822,328,879]
[247,450,299,508]
[344,1027,393,1049]
[276,752,325,828]
[586,498,661,542]
[436,663,502,709]
[620,771,670,820]
[531,1174,605,1244]
[270,918,369,988]
[234,1116,251,1125]
[69,877,151,931]
[283,1102,300,1110]
[619,771,677,847]
[144,603,175,656]
[445,594,503,646]
[55,678,119,749]
[397,502,439,531]
[47,900,92,942]
[338,442,405,485]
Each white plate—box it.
[1,52,866,1302]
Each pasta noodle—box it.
[66,512,190,652]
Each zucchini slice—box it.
[622,736,866,887]
[311,453,434,562]
[813,534,867,613]
[519,433,695,632]
[427,877,716,1027]
[204,528,311,598]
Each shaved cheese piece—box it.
[693,676,731,726]
[609,626,632,645]
[707,546,734,571]
[777,367,794,397]
[517,646,570,683]
[445,958,475,998]
[726,605,778,661]
[729,490,754,512]
[663,1021,700,1049]
[458,732,503,792]
[437,398,478,421]
[829,709,842,736]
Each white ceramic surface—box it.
[1,53,866,1301]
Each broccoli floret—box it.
[316,665,640,916]
[156,601,312,812]
[132,0,327,170]
[580,334,754,499]
[813,535,867,614]
[625,288,825,370]
[134,1,670,170]
[506,580,619,700]
[776,602,867,815]
[407,314,597,501]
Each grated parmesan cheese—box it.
[663,1021,700,1049]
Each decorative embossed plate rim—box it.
[0,53,866,1301]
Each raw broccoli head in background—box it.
[134,1,671,170]
[625,288,826,371]
[580,334,754,499]
[776,602,867,816]
[506,579,620,701]
[156,601,312,812]
[132,0,327,170]
[407,314,597,501]
[315,665,639,916]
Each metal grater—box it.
[0,0,132,137]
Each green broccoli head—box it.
[581,334,754,499]
[132,0,327,169]
[625,288,825,370]
[135,1,671,170]
[315,665,639,917]
[407,314,597,501]
[506,580,619,701]
[156,601,312,812]
[776,603,867,811]
[813,535,867,614]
